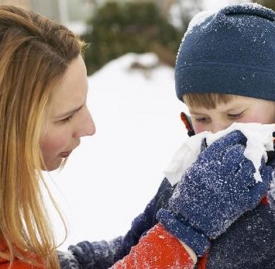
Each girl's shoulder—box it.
[0,259,43,269]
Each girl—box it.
[0,5,193,268]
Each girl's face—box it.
[188,95,275,134]
[40,55,95,171]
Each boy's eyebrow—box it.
[188,109,206,115]
[189,112,203,115]
[219,105,245,113]
[189,103,245,114]
[55,104,84,119]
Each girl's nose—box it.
[74,108,96,138]
[84,113,96,136]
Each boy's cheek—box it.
[192,123,205,134]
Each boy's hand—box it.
[157,130,272,255]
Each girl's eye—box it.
[61,114,74,124]
[228,112,244,119]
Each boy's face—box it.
[188,95,275,134]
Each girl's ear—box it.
[180,112,195,137]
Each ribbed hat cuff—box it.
[175,63,275,102]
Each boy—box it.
[157,2,275,268]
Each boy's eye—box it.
[194,117,209,123]
[228,112,244,119]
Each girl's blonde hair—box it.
[0,5,86,268]
[183,93,237,109]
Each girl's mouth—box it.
[59,151,72,158]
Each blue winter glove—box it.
[157,130,273,256]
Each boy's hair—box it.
[0,5,85,269]
[183,93,236,109]
[175,3,275,102]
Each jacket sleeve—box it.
[59,178,175,269]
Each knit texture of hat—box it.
[175,3,275,102]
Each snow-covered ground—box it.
[45,53,187,250]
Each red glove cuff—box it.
[111,223,194,268]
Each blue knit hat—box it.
[175,3,275,102]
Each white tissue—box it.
[164,122,275,186]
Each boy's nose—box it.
[211,122,231,133]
